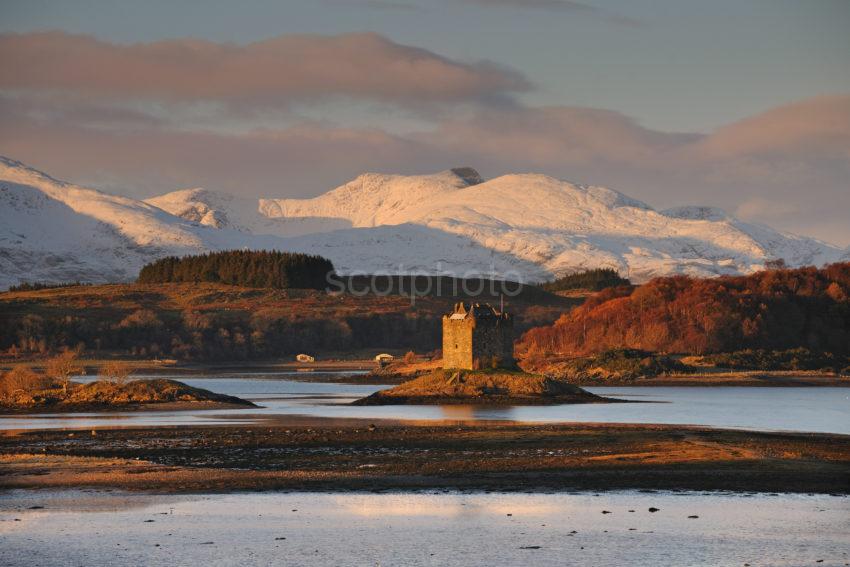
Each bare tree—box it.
[0,366,51,399]
[100,360,135,386]
[45,351,84,396]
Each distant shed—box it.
[296,353,316,363]
[374,353,394,364]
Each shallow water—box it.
[1,372,848,434]
[0,490,847,566]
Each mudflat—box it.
[2,421,848,494]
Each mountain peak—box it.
[449,167,483,186]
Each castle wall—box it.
[442,317,473,369]
[442,311,514,370]
[471,322,514,369]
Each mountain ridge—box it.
[1,157,845,289]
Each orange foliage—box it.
[518,263,850,356]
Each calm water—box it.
[1,372,848,434]
[1,490,847,566]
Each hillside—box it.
[0,157,295,289]
[518,263,850,357]
[2,156,846,289]
[0,282,574,361]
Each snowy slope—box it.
[164,168,843,281]
[1,157,845,289]
[0,157,290,289]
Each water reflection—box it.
[1,490,847,567]
[1,373,848,434]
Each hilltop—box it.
[0,377,255,413]
[519,263,850,357]
[353,369,620,405]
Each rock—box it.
[648,507,660,513]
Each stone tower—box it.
[442,302,514,370]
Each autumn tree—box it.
[45,350,84,395]
[518,262,850,356]
[100,360,135,385]
[0,366,51,399]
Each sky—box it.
[0,0,848,245]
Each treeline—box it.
[1,305,443,361]
[330,275,562,304]
[8,282,89,292]
[701,348,849,372]
[519,263,850,356]
[540,268,630,293]
[137,250,334,289]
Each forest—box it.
[539,268,631,293]
[0,283,571,361]
[518,263,850,356]
[137,250,335,290]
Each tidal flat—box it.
[1,490,847,567]
[2,422,848,494]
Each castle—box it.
[442,302,514,370]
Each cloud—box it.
[0,90,847,246]
[693,95,850,159]
[466,0,598,11]
[462,0,642,26]
[0,31,529,109]
[324,0,422,10]
[419,105,697,165]
[0,102,442,198]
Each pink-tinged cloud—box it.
[694,95,850,158]
[0,31,529,106]
[420,106,697,165]
[0,94,848,245]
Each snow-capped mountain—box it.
[151,167,844,281]
[0,157,289,288]
[1,157,845,289]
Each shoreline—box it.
[0,400,256,415]
[3,358,848,386]
[2,421,848,495]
